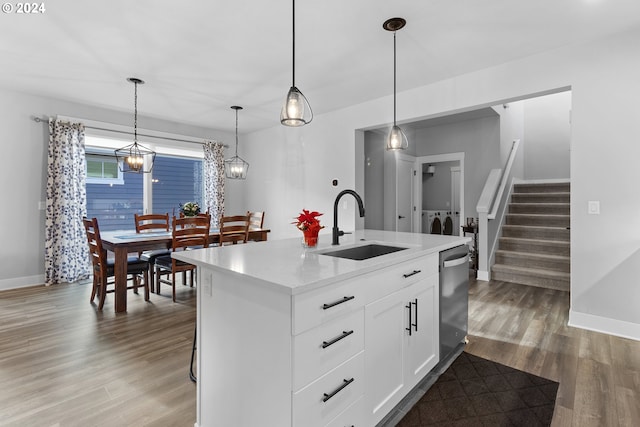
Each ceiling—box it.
[2,0,640,134]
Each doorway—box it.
[414,153,465,236]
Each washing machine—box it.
[423,210,443,234]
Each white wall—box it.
[422,161,458,211]
[363,132,385,230]
[0,88,233,290]
[414,116,501,220]
[242,26,640,340]
[523,91,571,179]
[493,100,525,177]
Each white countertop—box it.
[173,229,470,295]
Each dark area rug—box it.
[397,352,559,427]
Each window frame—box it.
[85,152,124,185]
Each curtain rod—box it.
[32,116,228,147]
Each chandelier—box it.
[114,77,156,173]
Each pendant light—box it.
[224,106,249,179]
[280,0,313,126]
[383,17,408,151]
[114,77,156,173]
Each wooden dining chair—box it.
[134,213,170,293]
[83,217,150,310]
[247,211,265,229]
[134,213,170,233]
[154,214,211,302]
[219,214,250,245]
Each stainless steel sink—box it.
[320,244,408,261]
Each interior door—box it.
[396,157,414,232]
[450,166,461,235]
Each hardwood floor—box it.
[1,277,638,426]
[467,279,640,427]
[0,280,197,427]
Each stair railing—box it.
[475,140,520,280]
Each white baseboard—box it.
[0,275,45,291]
[569,309,640,342]
[477,270,490,281]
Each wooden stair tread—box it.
[509,202,570,206]
[502,224,569,231]
[495,249,569,261]
[506,213,570,218]
[500,236,570,246]
[492,264,570,279]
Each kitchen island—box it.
[174,229,469,427]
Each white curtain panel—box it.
[203,141,225,229]
[45,119,90,285]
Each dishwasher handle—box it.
[443,254,468,268]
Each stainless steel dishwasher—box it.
[439,244,470,360]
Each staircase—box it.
[491,182,570,291]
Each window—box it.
[152,155,203,217]
[86,154,124,185]
[84,136,204,231]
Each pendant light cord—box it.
[133,80,138,143]
[235,108,239,156]
[292,0,296,87]
[393,31,397,126]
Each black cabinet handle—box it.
[403,270,421,278]
[322,378,354,402]
[322,330,354,349]
[323,295,355,310]
[412,299,418,332]
[406,303,412,336]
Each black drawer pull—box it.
[322,378,354,403]
[322,330,354,349]
[412,298,418,332]
[403,270,421,278]
[323,295,355,310]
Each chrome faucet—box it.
[332,189,365,245]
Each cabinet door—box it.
[403,275,439,391]
[364,290,407,425]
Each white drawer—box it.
[364,254,438,304]
[293,277,367,335]
[293,308,364,391]
[325,395,364,427]
[293,352,364,427]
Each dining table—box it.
[100,227,270,312]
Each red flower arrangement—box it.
[293,209,324,247]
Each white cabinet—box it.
[364,260,439,426]
[196,251,439,427]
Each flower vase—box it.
[302,229,319,248]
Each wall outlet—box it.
[588,200,600,215]
[38,201,46,210]
[203,281,212,297]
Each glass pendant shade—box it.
[115,77,156,173]
[281,86,312,126]
[386,125,409,150]
[225,105,249,180]
[281,0,312,127]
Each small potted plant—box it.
[293,209,324,248]
[180,202,201,217]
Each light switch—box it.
[588,200,600,215]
